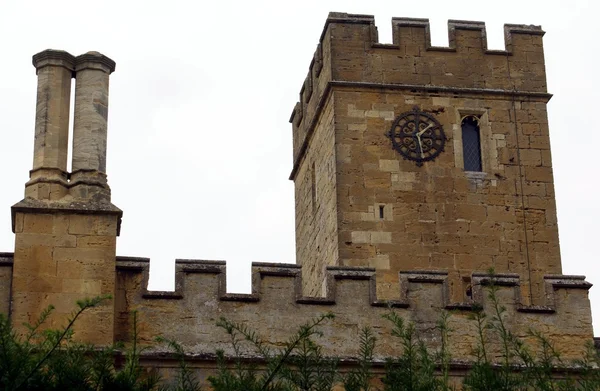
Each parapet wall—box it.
[290,12,548,178]
[113,257,593,362]
[0,254,593,364]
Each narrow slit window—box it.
[461,116,482,172]
[379,205,385,219]
[311,162,317,213]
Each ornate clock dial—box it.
[387,106,446,166]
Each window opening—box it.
[379,205,385,219]
[461,116,482,172]
[463,276,473,300]
[311,162,317,213]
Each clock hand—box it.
[416,134,425,159]
[417,123,435,137]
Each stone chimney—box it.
[25,50,75,201]
[70,52,116,200]
[10,50,121,345]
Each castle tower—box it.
[290,13,560,305]
[10,49,121,344]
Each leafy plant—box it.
[0,297,162,391]
[1,285,599,391]
[343,327,376,391]
[208,312,335,391]
[381,311,442,391]
[155,336,201,391]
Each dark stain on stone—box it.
[93,94,108,121]
[425,106,445,114]
[34,86,51,148]
[98,145,106,172]
[41,86,50,135]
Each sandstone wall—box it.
[294,94,339,296]
[290,13,559,305]
[113,258,592,364]
[334,90,560,305]
[10,210,118,345]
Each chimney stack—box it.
[26,50,75,200]
[70,51,116,200]
[11,50,121,345]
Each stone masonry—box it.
[9,49,121,345]
[290,14,560,306]
[0,12,595,385]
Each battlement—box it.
[321,13,544,52]
[289,13,549,178]
[0,251,593,362]
[0,250,590,363]
[110,257,593,361]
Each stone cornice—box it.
[75,52,116,73]
[32,49,76,72]
[11,197,122,235]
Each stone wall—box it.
[294,94,340,296]
[111,259,591,363]
[0,254,594,383]
[334,90,560,305]
[10,210,119,345]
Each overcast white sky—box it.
[1,0,598,334]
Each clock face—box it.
[387,106,446,166]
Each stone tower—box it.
[290,13,560,305]
[10,49,120,344]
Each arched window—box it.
[461,116,482,172]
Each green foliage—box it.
[280,335,338,391]
[155,336,201,391]
[381,311,445,391]
[0,297,162,391]
[0,294,116,391]
[208,312,335,391]
[463,270,600,391]
[463,274,520,391]
[343,327,376,391]
[1,285,600,391]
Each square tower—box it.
[290,13,560,305]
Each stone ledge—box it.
[75,52,116,74]
[12,197,122,235]
[32,49,76,71]
[133,350,593,374]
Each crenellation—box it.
[312,43,323,77]
[110,258,594,361]
[302,71,313,103]
[111,258,591,316]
